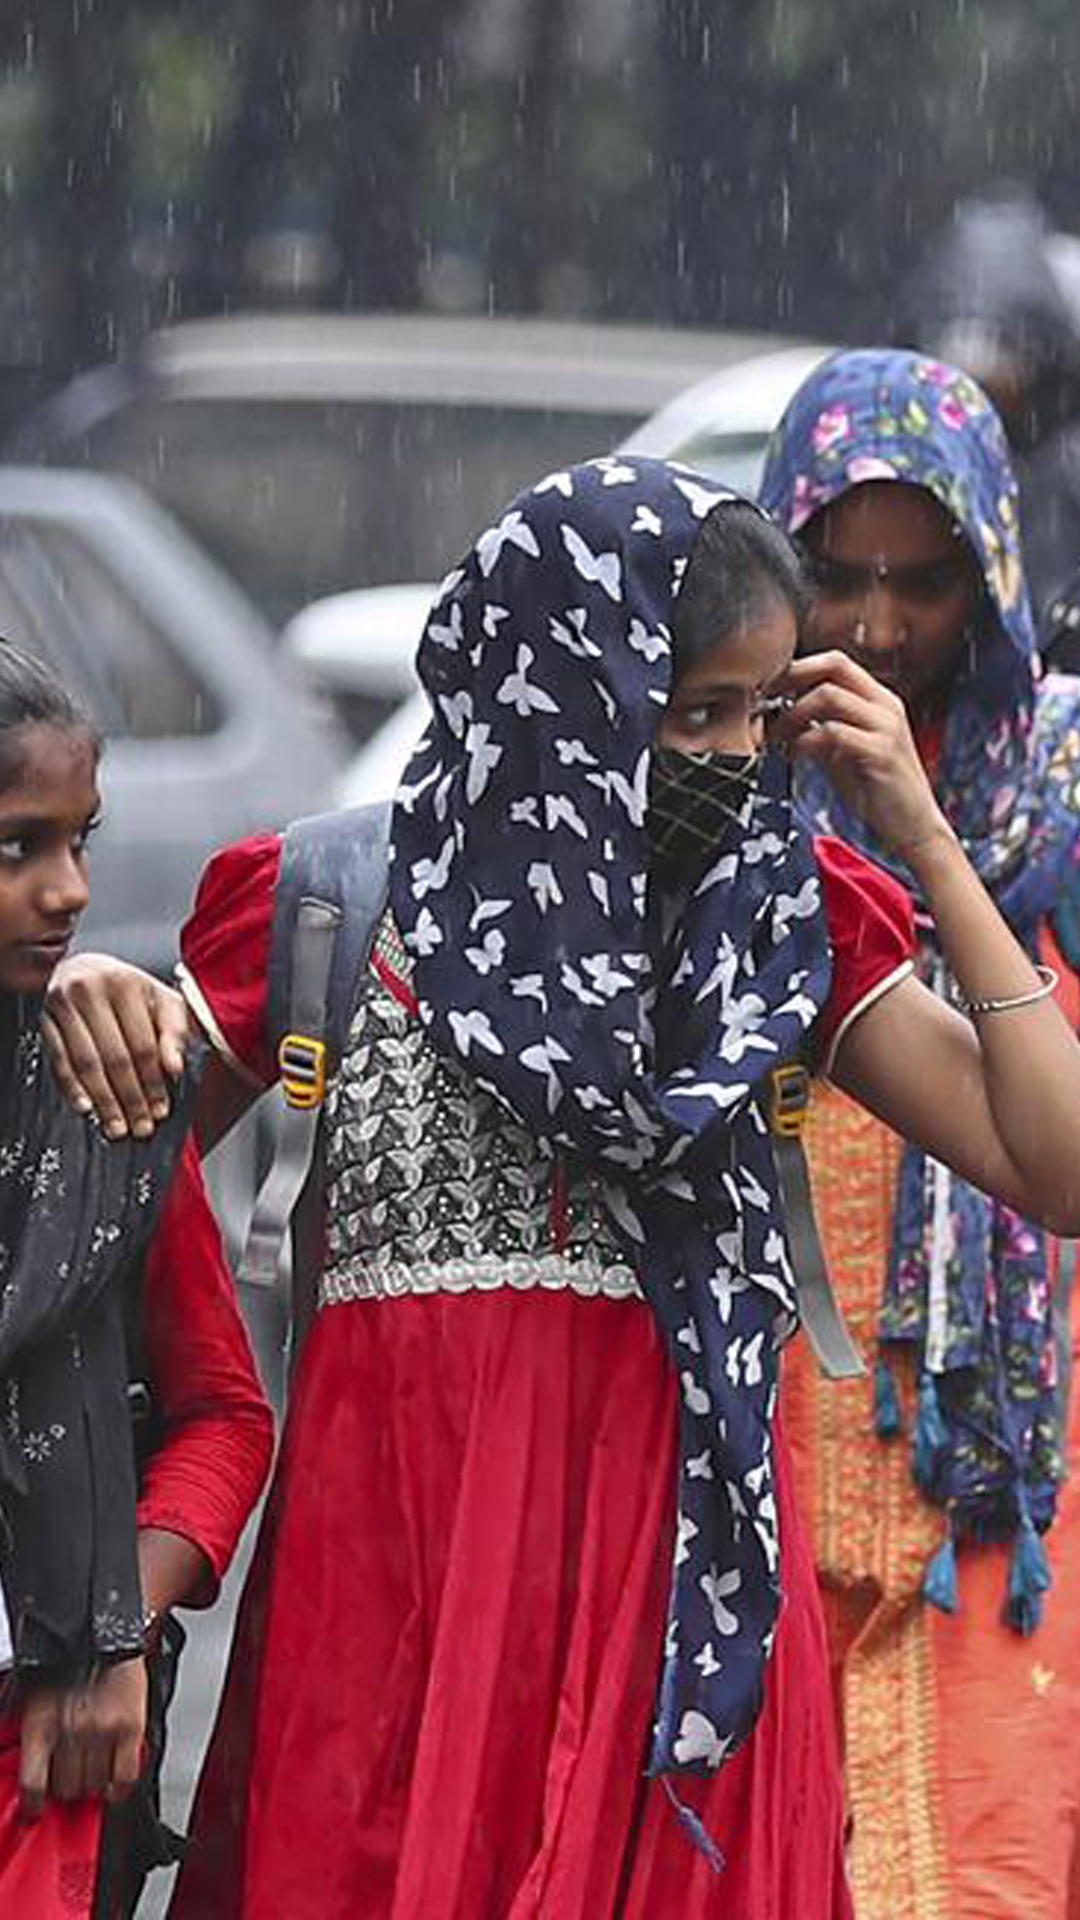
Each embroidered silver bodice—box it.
[319,919,641,1308]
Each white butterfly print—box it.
[447,1007,505,1057]
[592,456,637,486]
[627,616,670,663]
[545,794,589,838]
[700,1565,742,1637]
[496,644,560,717]
[676,1321,702,1353]
[428,602,464,651]
[560,522,623,601]
[579,951,637,998]
[708,1266,748,1325]
[681,1371,711,1416]
[687,1449,715,1481]
[482,603,510,638]
[554,737,598,768]
[520,1034,572,1112]
[410,835,456,900]
[724,1331,765,1389]
[464,927,506,975]
[410,906,443,956]
[672,1710,733,1769]
[591,678,619,725]
[586,747,650,826]
[533,469,574,498]
[432,566,464,604]
[694,1642,723,1678]
[773,876,821,938]
[468,897,513,929]
[510,973,549,1014]
[476,509,542,577]
[526,861,564,914]
[550,606,601,659]
[675,1511,699,1567]
[463,719,502,803]
[510,796,541,828]
[587,871,611,916]
[673,474,729,519]
[631,503,663,536]
[438,688,473,739]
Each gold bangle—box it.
[953,964,1058,1016]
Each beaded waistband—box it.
[319,1250,642,1309]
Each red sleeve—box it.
[136,1138,274,1598]
[178,832,282,1086]
[814,834,916,1059]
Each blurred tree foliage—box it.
[1,0,1080,426]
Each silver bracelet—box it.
[953,963,1059,1016]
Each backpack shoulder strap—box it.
[267,800,393,1074]
[239,801,391,1302]
[768,1062,865,1380]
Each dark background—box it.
[2,0,1078,432]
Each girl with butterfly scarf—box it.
[44,458,1080,1919]
[761,347,1080,1919]
[0,643,272,1917]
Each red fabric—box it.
[171,1295,851,1920]
[180,830,914,1088]
[180,832,282,1085]
[170,833,875,1916]
[137,1140,275,1593]
[0,1713,101,1919]
[812,833,915,1052]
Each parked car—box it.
[280,582,434,744]
[11,312,814,627]
[618,343,834,489]
[0,466,346,972]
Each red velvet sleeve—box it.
[814,834,916,1062]
[177,832,283,1086]
[136,1138,274,1597]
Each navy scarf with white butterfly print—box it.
[390,458,833,1777]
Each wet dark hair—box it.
[0,639,100,792]
[672,500,809,674]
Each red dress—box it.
[171,833,912,1920]
[0,1141,274,1919]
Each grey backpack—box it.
[239,802,861,1381]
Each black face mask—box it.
[646,746,762,881]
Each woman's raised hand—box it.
[777,650,951,861]
[43,953,191,1139]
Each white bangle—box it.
[953,963,1058,1016]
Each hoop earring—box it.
[853,619,869,650]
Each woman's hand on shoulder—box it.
[43,953,191,1140]
[18,1657,148,1818]
[778,651,950,862]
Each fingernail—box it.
[151,1099,169,1120]
[132,1119,153,1140]
[73,1095,92,1115]
[106,1121,129,1141]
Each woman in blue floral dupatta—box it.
[40,459,1080,1919]
[761,347,1080,1920]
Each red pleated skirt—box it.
[170,1291,851,1919]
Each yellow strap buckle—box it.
[278,1032,327,1110]
[770,1063,810,1139]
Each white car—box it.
[618,343,834,490]
[281,582,435,744]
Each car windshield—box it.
[77,397,637,626]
